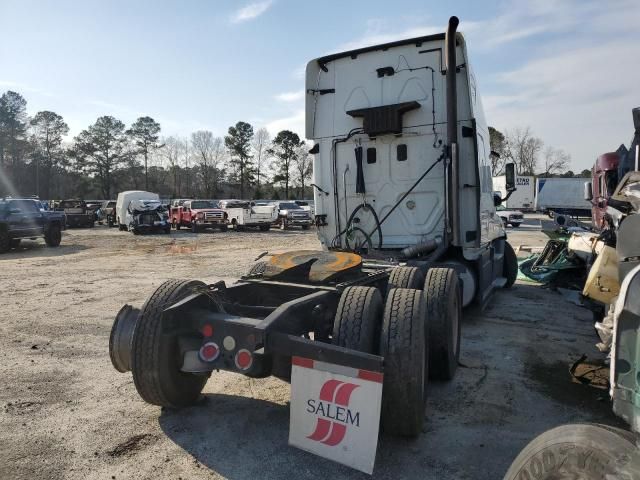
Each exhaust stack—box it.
[445,16,460,245]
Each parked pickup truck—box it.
[0,198,65,252]
[274,201,313,230]
[496,205,524,228]
[55,199,94,228]
[170,199,228,233]
[218,199,277,231]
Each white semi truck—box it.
[109,16,519,474]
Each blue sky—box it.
[1,0,638,171]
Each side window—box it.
[477,133,491,193]
[15,200,38,213]
[470,73,477,106]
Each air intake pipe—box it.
[445,16,460,245]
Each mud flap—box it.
[288,356,383,474]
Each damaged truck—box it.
[115,190,170,235]
[109,16,519,473]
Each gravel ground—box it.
[0,219,622,479]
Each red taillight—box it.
[199,342,219,362]
[235,349,253,370]
[202,324,213,338]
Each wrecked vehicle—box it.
[0,197,65,252]
[170,199,228,233]
[109,17,520,474]
[55,199,94,228]
[218,199,276,231]
[126,199,170,235]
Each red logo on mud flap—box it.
[306,379,361,446]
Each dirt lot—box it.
[0,218,622,479]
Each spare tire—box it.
[503,424,640,479]
[333,286,383,353]
[131,279,209,408]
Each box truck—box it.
[493,175,535,211]
[535,177,592,217]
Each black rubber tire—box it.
[44,223,62,247]
[301,225,310,230]
[387,266,425,292]
[0,229,10,253]
[131,279,209,408]
[425,268,461,381]
[219,224,228,232]
[10,238,21,249]
[379,288,427,437]
[259,224,270,231]
[247,261,267,276]
[511,223,521,228]
[503,424,640,480]
[503,241,518,289]
[332,286,383,353]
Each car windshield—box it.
[191,200,218,209]
[279,203,301,209]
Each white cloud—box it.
[265,109,305,138]
[0,80,53,97]
[275,90,304,102]
[230,0,273,24]
[485,39,640,171]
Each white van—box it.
[115,191,160,231]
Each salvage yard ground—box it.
[0,215,623,479]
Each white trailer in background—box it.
[493,175,535,211]
[535,177,592,217]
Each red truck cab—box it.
[170,199,228,233]
[589,152,620,230]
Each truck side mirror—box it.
[505,163,516,192]
[584,181,593,201]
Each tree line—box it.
[489,126,590,178]
[0,90,313,200]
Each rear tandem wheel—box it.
[130,279,209,408]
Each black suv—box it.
[0,198,65,252]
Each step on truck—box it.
[109,16,519,474]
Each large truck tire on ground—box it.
[503,424,640,479]
[109,16,520,473]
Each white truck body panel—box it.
[115,191,159,228]
[305,33,502,252]
[219,200,277,226]
[535,178,592,213]
[493,175,535,210]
